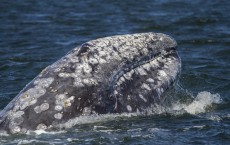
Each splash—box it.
[171,91,222,114]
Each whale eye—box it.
[78,43,91,55]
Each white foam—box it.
[183,125,205,131]
[33,129,47,135]
[172,91,222,114]
[17,139,62,145]
[30,129,66,135]
[206,114,223,122]
[0,131,9,136]
[55,113,139,129]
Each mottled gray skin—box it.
[0,32,180,134]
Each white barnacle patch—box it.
[34,103,49,113]
[83,63,92,74]
[116,76,127,86]
[58,72,71,78]
[160,88,164,93]
[141,83,151,91]
[81,55,89,63]
[146,78,155,83]
[9,126,21,134]
[55,94,66,101]
[74,64,84,74]
[35,86,46,95]
[73,78,84,87]
[13,105,20,112]
[57,94,65,100]
[104,54,113,61]
[51,89,58,92]
[54,113,63,119]
[64,99,71,107]
[88,57,99,65]
[99,58,107,64]
[116,81,121,86]
[55,105,63,111]
[127,105,132,112]
[54,67,61,72]
[55,94,75,109]
[142,63,151,71]
[93,53,107,64]
[123,71,133,80]
[36,123,47,130]
[68,55,79,63]
[34,106,42,114]
[166,57,172,63]
[98,50,107,57]
[69,96,75,101]
[94,40,108,48]
[9,116,24,128]
[142,48,149,55]
[136,67,147,76]
[163,64,169,69]
[13,111,24,118]
[150,60,159,67]
[18,88,44,110]
[7,110,14,118]
[82,107,91,116]
[158,70,167,77]
[21,93,29,99]
[139,94,147,102]
[29,99,37,105]
[34,77,54,88]
[159,36,164,41]
[82,78,97,86]
[19,102,29,110]
[111,51,122,61]
[40,103,49,111]
[7,110,24,124]
[113,90,118,95]
[120,76,125,82]
[127,95,131,101]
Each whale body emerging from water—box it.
[0,32,180,134]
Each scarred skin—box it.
[0,32,181,134]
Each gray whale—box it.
[0,32,181,134]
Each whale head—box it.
[0,32,180,134]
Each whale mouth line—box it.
[108,47,176,96]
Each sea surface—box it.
[0,0,230,144]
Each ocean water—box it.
[0,0,229,144]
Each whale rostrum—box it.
[0,32,181,134]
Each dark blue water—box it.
[0,0,230,144]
